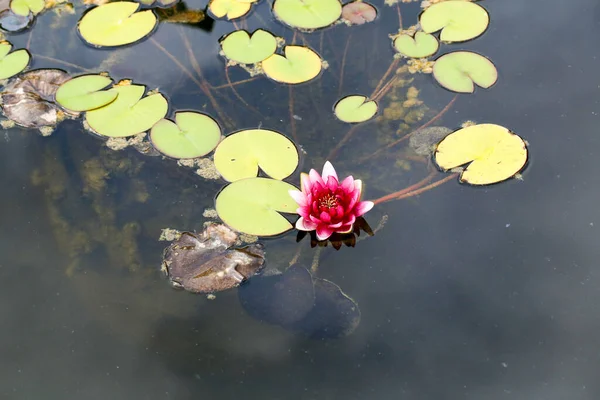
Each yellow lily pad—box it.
[215,177,298,236]
[0,42,30,80]
[393,31,439,58]
[213,128,298,182]
[150,111,221,159]
[55,74,117,112]
[208,0,256,20]
[262,46,322,84]
[420,1,489,43]
[273,0,342,30]
[434,123,528,185]
[433,51,497,93]
[220,29,277,64]
[85,84,168,138]
[77,2,157,47]
[10,0,44,17]
[334,95,377,123]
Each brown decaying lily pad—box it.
[161,223,265,293]
[1,69,78,128]
[341,1,377,25]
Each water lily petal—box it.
[329,221,343,228]
[319,211,332,223]
[289,189,307,207]
[296,216,318,231]
[327,175,338,192]
[316,225,334,241]
[309,168,324,187]
[353,179,362,195]
[341,175,354,193]
[321,160,338,182]
[337,222,354,233]
[297,206,310,219]
[354,200,374,217]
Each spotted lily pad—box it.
[208,0,256,20]
[433,51,497,93]
[262,46,322,84]
[213,128,298,182]
[0,9,33,32]
[161,224,265,293]
[220,29,277,64]
[85,84,168,138]
[55,74,117,112]
[393,31,439,58]
[420,1,489,43]
[434,123,528,185]
[10,0,44,17]
[77,2,157,47]
[150,111,221,159]
[0,42,29,80]
[341,1,376,25]
[334,95,377,123]
[1,69,76,128]
[273,0,341,30]
[215,177,298,236]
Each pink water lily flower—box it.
[289,161,374,241]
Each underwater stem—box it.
[311,246,323,274]
[338,32,352,97]
[372,173,457,205]
[33,55,95,72]
[289,85,298,142]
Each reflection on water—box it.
[3,0,600,399]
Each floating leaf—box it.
[215,177,298,236]
[420,1,489,43]
[1,69,76,128]
[77,2,157,47]
[0,42,29,80]
[393,31,439,58]
[262,46,322,84]
[10,0,44,17]
[214,128,298,182]
[434,123,528,185]
[341,1,376,25]
[273,0,342,30]
[55,74,117,112]
[85,84,168,138]
[334,95,377,123]
[433,51,497,93]
[208,0,256,20]
[0,9,33,32]
[150,111,221,159]
[220,29,277,64]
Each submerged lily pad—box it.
[334,95,377,123]
[78,2,157,47]
[239,263,361,338]
[0,9,33,32]
[150,111,221,159]
[213,128,298,182]
[208,0,256,20]
[341,1,376,25]
[409,126,452,156]
[273,0,342,30]
[220,29,277,64]
[262,45,322,84]
[162,224,265,293]
[215,177,298,236]
[0,42,29,80]
[420,1,489,43]
[433,51,497,93]
[85,84,168,138]
[1,69,76,128]
[10,0,44,17]
[55,74,117,112]
[393,31,439,58]
[434,123,528,185]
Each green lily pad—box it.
[220,29,277,64]
[334,95,377,123]
[77,2,157,47]
[273,0,342,30]
[262,45,322,84]
[85,84,168,138]
[393,31,439,58]
[55,74,118,112]
[213,128,298,182]
[150,111,221,159]
[0,42,29,80]
[10,0,44,17]
[419,1,489,43]
[215,177,298,236]
[209,0,255,20]
[433,51,497,93]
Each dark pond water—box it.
[2,0,600,399]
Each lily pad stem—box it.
[372,173,457,205]
[338,32,352,97]
[33,55,95,72]
[311,246,323,274]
